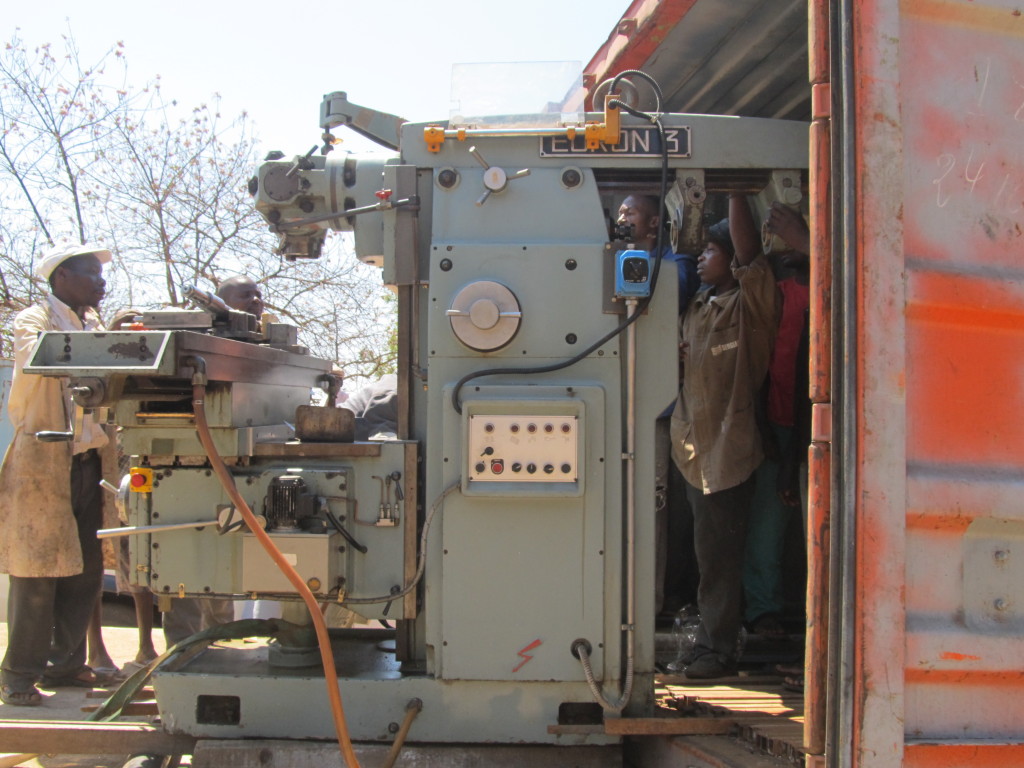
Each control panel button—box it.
[466,412,580,487]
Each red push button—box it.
[128,467,153,492]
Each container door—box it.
[832,1,1024,765]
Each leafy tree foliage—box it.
[0,29,394,383]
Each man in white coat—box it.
[0,242,115,705]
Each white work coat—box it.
[0,295,109,577]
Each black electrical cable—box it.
[324,506,368,553]
[451,71,671,414]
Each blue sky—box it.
[10,0,630,155]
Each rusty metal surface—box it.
[293,404,354,442]
[582,0,810,119]
[805,443,830,757]
[844,0,1024,762]
[844,0,910,763]
[901,0,1024,748]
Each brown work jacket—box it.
[670,254,777,495]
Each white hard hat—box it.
[35,242,112,281]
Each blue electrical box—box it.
[614,249,652,298]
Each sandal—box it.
[39,665,120,689]
[1,684,43,707]
[776,663,805,693]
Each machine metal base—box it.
[154,629,621,746]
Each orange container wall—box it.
[901,0,1024,744]
[849,0,1024,763]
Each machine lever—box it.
[382,585,401,617]
[35,431,74,442]
[387,470,404,499]
[467,145,530,206]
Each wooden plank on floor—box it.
[603,716,735,735]
[657,674,784,687]
[654,679,806,767]
[81,701,161,716]
[546,724,604,735]
[85,687,156,700]
[0,720,194,755]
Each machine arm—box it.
[320,91,407,151]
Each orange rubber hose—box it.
[192,383,360,767]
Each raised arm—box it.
[729,194,761,267]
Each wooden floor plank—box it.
[654,675,806,767]
[604,716,734,735]
[0,720,194,755]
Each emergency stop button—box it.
[129,467,153,493]
[490,459,505,475]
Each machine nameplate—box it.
[540,126,691,157]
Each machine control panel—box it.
[467,414,578,484]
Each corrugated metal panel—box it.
[900,0,1024,749]
[849,0,1024,763]
[583,0,810,119]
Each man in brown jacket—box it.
[670,196,778,679]
[0,242,116,705]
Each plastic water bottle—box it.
[666,605,701,672]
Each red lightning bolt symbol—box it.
[513,638,543,673]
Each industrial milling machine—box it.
[23,67,807,763]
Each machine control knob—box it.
[475,462,485,474]
[469,299,501,330]
[468,146,530,206]
[446,281,522,352]
[561,463,572,474]
[483,166,508,192]
[543,464,555,474]
[511,462,522,473]
[527,463,537,474]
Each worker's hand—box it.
[679,340,689,363]
[765,202,810,256]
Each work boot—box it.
[683,652,737,680]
